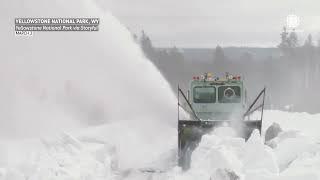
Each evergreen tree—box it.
[140,30,156,60]
[304,34,314,47]
[278,27,299,57]
[288,30,298,49]
[303,34,315,57]
[278,26,289,53]
[302,34,315,89]
[169,46,184,62]
[213,45,226,73]
[214,45,225,61]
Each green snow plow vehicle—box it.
[178,73,266,169]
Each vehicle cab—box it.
[189,73,246,120]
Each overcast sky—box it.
[100,0,320,47]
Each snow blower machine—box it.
[178,73,266,169]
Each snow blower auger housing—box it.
[178,73,266,169]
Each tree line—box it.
[135,29,320,113]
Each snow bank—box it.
[282,152,320,179]
[77,122,177,170]
[0,133,117,180]
[172,111,320,180]
[273,132,320,170]
[263,110,320,139]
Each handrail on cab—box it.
[178,85,201,121]
[243,87,266,122]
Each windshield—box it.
[218,86,241,103]
[193,86,216,103]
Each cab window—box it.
[193,86,216,103]
[218,86,241,103]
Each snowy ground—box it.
[0,110,320,180]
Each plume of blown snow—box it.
[0,0,176,139]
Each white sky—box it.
[100,0,320,47]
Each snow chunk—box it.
[265,122,282,142]
[242,130,279,174]
[191,134,243,172]
[274,133,320,171]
